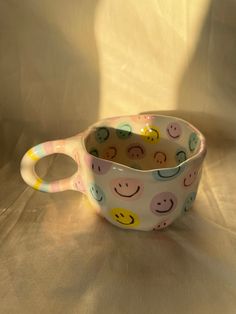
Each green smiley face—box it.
[89,183,105,205]
[116,123,132,139]
[95,127,110,143]
[189,132,199,152]
[89,148,99,157]
[182,191,196,212]
[176,149,187,164]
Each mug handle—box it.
[20,136,85,193]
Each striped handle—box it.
[20,136,85,193]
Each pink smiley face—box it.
[183,167,199,187]
[153,219,171,230]
[166,122,182,139]
[111,178,144,200]
[153,151,167,166]
[72,175,86,192]
[150,192,177,214]
[85,155,111,175]
[103,146,117,160]
[127,143,145,160]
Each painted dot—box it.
[85,155,112,175]
[89,183,105,205]
[153,165,184,181]
[182,191,196,212]
[89,148,99,157]
[175,148,187,164]
[109,207,140,227]
[166,122,182,139]
[116,123,132,139]
[141,126,160,144]
[189,132,199,152]
[150,192,177,215]
[127,143,145,160]
[95,127,110,143]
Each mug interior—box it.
[84,115,204,171]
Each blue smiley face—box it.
[182,191,196,212]
[153,165,184,181]
[116,123,132,139]
[89,183,105,204]
[95,127,110,143]
[175,148,187,164]
[189,132,199,152]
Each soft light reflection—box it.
[41,195,98,245]
[95,0,211,118]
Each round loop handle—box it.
[20,136,85,193]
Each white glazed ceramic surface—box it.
[20,115,206,231]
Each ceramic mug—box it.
[20,114,206,231]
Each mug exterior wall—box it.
[82,157,203,231]
[79,115,206,231]
[20,114,206,231]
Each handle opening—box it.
[20,137,85,193]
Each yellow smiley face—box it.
[141,126,160,144]
[110,208,140,227]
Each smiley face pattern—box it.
[85,118,202,172]
[82,115,205,231]
[110,178,144,200]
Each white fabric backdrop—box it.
[1,1,236,313]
